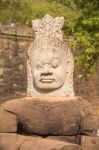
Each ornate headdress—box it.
[27,14,74,96]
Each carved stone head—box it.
[27,15,74,96]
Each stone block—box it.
[80,114,99,136]
[19,135,82,150]
[0,133,18,150]
[0,133,82,150]
[81,136,99,150]
[46,135,77,144]
[2,39,9,50]
[0,107,17,133]
[2,96,96,135]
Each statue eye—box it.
[51,59,60,68]
[36,63,43,70]
[52,63,58,68]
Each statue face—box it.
[32,50,66,91]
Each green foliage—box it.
[0,0,80,26]
[0,0,99,78]
[72,0,99,78]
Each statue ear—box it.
[32,19,41,31]
[55,17,64,29]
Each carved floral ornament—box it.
[27,14,74,96]
[32,14,64,41]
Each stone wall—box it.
[0,25,99,101]
[74,63,99,97]
[0,25,34,97]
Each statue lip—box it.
[40,78,55,83]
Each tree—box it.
[72,0,99,77]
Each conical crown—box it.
[28,14,67,59]
[32,14,64,41]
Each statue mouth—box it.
[40,78,55,83]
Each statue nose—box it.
[41,64,52,76]
[43,64,50,73]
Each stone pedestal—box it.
[0,96,99,150]
[1,96,97,135]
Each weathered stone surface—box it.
[1,96,98,135]
[19,134,82,150]
[0,133,18,150]
[0,133,82,150]
[80,114,99,136]
[27,15,74,96]
[46,135,77,144]
[19,137,82,150]
[0,26,31,96]
[0,107,17,133]
[81,136,99,150]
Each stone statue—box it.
[27,14,74,96]
[0,15,99,150]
